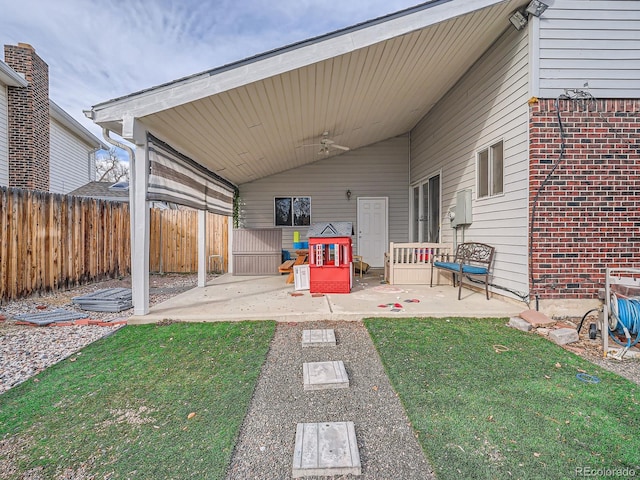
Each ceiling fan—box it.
[300,131,350,156]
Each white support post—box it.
[130,128,150,316]
[227,220,234,274]
[198,209,207,287]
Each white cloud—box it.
[0,0,421,141]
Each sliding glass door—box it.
[411,173,441,243]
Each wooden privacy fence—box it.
[0,187,229,303]
[0,187,131,303]
[149,209,228,273]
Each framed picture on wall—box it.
[275,196,311,226]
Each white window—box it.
[477,140,503,199]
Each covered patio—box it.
[129,271,523,324]
[87,0,530,317]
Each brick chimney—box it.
[4,43,50,191]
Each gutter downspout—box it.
[102,128,134,165]
[88,147,101,182]
[102,128,135,279]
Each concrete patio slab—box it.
[303,361,349,390]
[292,421,361,477]
[129,272,524,324]
[302,329,336,347]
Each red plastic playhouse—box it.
[308,222,354,294]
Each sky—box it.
[0,0,424,145]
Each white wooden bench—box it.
[384,242,453,285]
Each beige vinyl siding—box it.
[410,26,530,299]
[49,117,95,194]
[239,135,409,253]
[537,0,640,98]
[0,85,8,186]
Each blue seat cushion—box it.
[433,261,488,275]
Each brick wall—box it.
[529,98,640,300]
[4,43,50,191]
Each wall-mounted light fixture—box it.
[526,0,548,17]
[346,189,352,201]
[509,0,548,30]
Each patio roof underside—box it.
[95,1,524,187]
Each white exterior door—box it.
[357,197,388,267]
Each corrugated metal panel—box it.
[49,117,93,194]
[239,135,409,254]
[137,1,522,187]
[0,85,7,186]
[538,0,640,98]
[410,26,530,299]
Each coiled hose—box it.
[609,293,640,348]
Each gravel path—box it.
[225,320,640,479]
[225,321,436,480]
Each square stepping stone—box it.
[303,361,349,391]
[302,329,336,347]
[292,422,361,478]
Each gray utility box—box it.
[452,189,473,227]
[232,228,282,275]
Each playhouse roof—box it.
[307,222,354,238]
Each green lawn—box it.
[365,317,640,480]
[5,318,638,479]
[0,321,275,479]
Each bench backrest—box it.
[454,242,494,269]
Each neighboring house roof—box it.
[0,59,28,87]
[49,100,108,150]
[88,0,526,186]
[68,181,129,202]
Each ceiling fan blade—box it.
[332,144,350,151]
[298,133,350,153]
